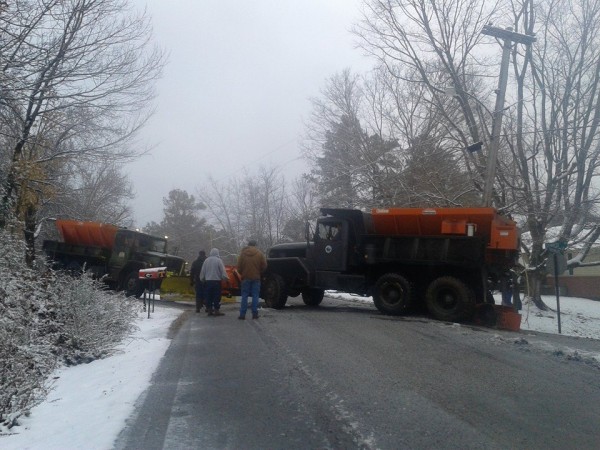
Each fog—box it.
[129,0,371,226]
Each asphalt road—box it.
[115,296,600,450]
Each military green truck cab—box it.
[43,220,186,297]
[107,229,186,296]
[261,209,371,309]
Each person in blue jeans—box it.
[237,240,267,319]
[199,248,229,316]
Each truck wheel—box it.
[302,288,324,307]
[262,274,288,309]
[66,260,82,276]
[373,273,413,315]
[425,276,475,322]
[124,271,144,298]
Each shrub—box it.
[0,227,139,432]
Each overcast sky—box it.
[128,0,372,226]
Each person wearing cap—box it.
[199,248,230,316]
[237,239,267,319]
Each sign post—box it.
[139,267,167,318]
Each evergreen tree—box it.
[401,135,477,207]
[144,189,212,264]
[311,114,399,209]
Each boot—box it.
[252,313,259,320]
[213,310,225,317]
[207,309,214,316]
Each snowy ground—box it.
[1,294,599,449]
[326,292,600,339]
[1,301,180,450]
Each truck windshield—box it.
[151,238,167,253]
[115,232,167,253]
[137,236,167,253]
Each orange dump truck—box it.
[261,207,519,323]
[43,220,186,297]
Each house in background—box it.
[546,247,600,300]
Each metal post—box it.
[553,253,562,334]
[482,33,511,207]
[480,26,536,207]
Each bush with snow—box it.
[0,227,139,432]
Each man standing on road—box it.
[190,250,206,313]
[237,239,267,320]
[199,248,229,317]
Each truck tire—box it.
[124,270,144,298]
[262,273,288,309]
[425,276,475,322]
[66,260,82,275]
[373,273,413,315]
[302,288,325,307]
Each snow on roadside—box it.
[520,295,600,339]
[326,291,600,340]
[1,305,181,450]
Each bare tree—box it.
[0,0,165,263]
[505,0,600,304]
[197,176,246,261]
[251,166,288,248]
[197,165,291,257]
[354,0,498,195]
[45,159,134,225]
[282,175,321,241]
[369,66,480,205]
[354,0,600,307]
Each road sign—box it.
[545,240,568,253]
[547,252,568,275]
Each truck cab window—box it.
[138,237,149,251]
[114,234,125,247]
[317,223,328,240]
[317,222,342,241]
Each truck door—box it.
[313,219,348,272]
[108,232,131,269]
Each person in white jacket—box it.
[199,248,229,316]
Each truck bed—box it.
[43,240,111,261]
[55,220,118,248]
[364,234,485,267]
[371,207,518,250]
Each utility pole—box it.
[480,25,536,207]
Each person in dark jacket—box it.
[199,248,229,316]
[190,250,206,313]
[237,239,267,320]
